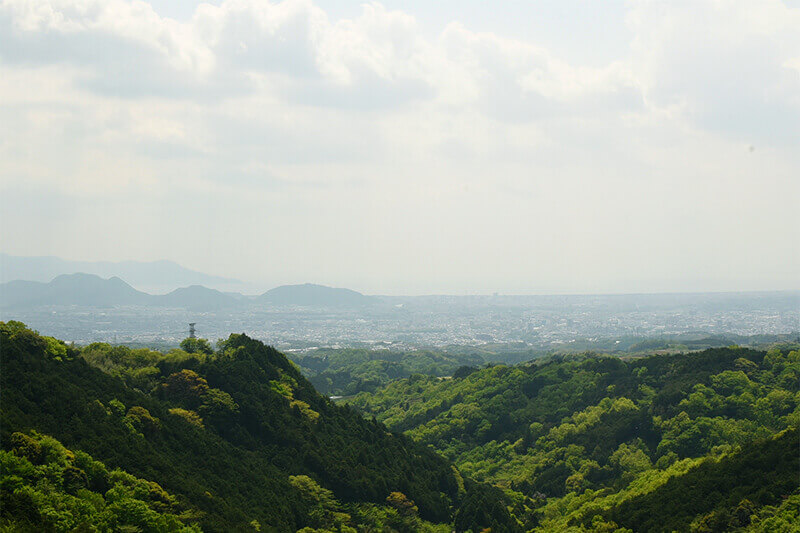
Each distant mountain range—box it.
[1,274,150,308]
[0,253,242,293]
[0,274,377,310]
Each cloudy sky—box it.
[1,0,798,294]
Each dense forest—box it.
[290,348,484,396]
[283,335,791,398]
[2,320,798,531]
[348,347,800,532]
[0,321,519,532]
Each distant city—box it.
[4,288,798,351]
[1,254,797,351]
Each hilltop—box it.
[0,321,521,532]
[348,347,800,531]
[259,283,377,308]
[157,285,239,310]
[0,273,150,308]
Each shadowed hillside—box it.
[0,321,524,532]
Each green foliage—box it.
[160,369,211,408]
[9,433,42,464]
[603,428,799,532]
[6,319,794,532]
[81,342,201,392]
[290,347,484,396]
[286,474,453,532]
[349,347,800,532]
[43,336,68,360]
[743,493,800,532]
[0,321,516,532]
[1,432,200,532]
[124,406,162,437]
[454,482,523,533]
[384,490,416,512]
[180,338,214,355]
[168,408,205,429]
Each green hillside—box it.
[291,348,484,396]
[2,431,202,532]
[0,321,520,532]
[348,347,800,531]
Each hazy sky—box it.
[1,0,798,294]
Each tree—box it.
[180,338,213,355]
[386,492,418,517]
[125,406,161,437]
[199,388,239,422]
[161,369,210,409]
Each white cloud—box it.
[0,0,797,292]
[439,22,642,115]
[628,0,800,144]
[0,0,646,109]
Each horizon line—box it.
[2,271,799,299]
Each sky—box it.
[0,0,798,295]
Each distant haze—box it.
[0,1,798,295]
[0,253,246,294]
[0,273,376,310]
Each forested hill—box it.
[348,347,800,532]
[0,322,521,532]
[292,348,485,396]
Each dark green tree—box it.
[179,338,213,355]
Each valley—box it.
[1,320,798,532]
